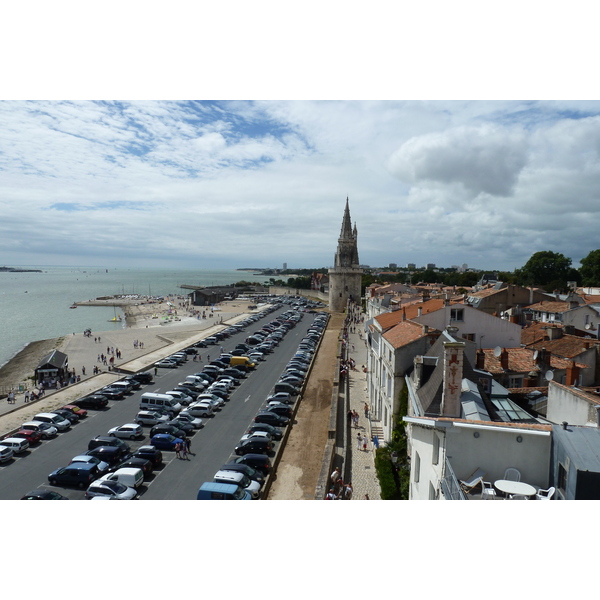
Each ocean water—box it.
[0,266,267,368]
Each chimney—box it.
[566,361,580,386]
[476,349,485,369]
[500,349,509,370]
[402,308,406,322]
[441,341,465,418]
[422,324,429,336]
[596,406,600,428]
[418,306,422,317]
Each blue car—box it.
[150,433,184,450]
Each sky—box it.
[4,99,600,272]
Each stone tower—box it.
[328,198,362,312]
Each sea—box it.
[0,266,267,368]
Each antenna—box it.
[545,370,554,381]
[493,346,502,358]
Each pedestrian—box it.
[363,436,368,452]
[364,402,369,418]
[174,442,181,459]
[331,467,340,486]
[181,441,189,460]
[8,391,15,404]
[185,437,194,456]
[344,482,353,500]
[81,366,86,376]
[347,410,353,426]
[357,432,363,450]
[364,494,370,500]
[325,488,336,500]
[372,435,379,450]
[154,366,158,376]
[353,410,359,427]
[24,391,30,403]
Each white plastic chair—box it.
[509,494,529,500]
[504,468,521,482]
[535,486,555,500]
[481,481,497,500]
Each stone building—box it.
[328,198,362,312]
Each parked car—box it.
[234,437,273,456]
[61,404,88,419]
[88,436,131,454]
[98,467,144,489]
[166,419,195,435]
[150,423,187,439]
[0,438,30,454]
[254,411,290,427]
[182,402,214,418]
[214,469,261,499]
[134,445,163,466]
[266,392,293,404]
[246,422,283,440]
[220,462,265,485]
[100,387,125,400]
[117,456,153,476]
[21,421,58,439]
[48,463,101,488]
[150,434,184,451]
[12,429,42,445]
[171,412,203,429]
[52,409,80,424]
[265,403,294,419]
[135,410,170,426]
[0,445,14,463]
[85,479,138,500]
[231,454,272,476]
[34,412,71,431]
[85,446,131,467]
[69,454,111,475]
[21,489,69,500]
[155,359,178,368]
[239,431,273,444]
[108,423,144,440]
[73,395,108,410]
[130,371,154,384]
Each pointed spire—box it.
[340,197,353,240]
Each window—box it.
[558,460,569,495]
[508,376,523,388]
[429,482,437,500]
[463,333,475,342]
[450,308,464,322]
[432,433,439,465]
[414,451,421,483]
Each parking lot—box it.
[0,299,328,499]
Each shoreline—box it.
[0,297,258,397]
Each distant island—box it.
[0,266,42,273]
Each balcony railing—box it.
[440,457,467,500]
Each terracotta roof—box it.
[528,334,600,359]
[526,300,572,313]
[521,322,563,346]
[383,320,434,349]
[580,295,600,305]
[468,287,505,299]
[481,347,588,374]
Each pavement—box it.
[341,303,382,500]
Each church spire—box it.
[339,196,353,240]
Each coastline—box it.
[0,297,256,397]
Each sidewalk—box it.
[343,304,381,500]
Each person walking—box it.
[24,390,30,403]
[363,436,369,452]
[181,441,189,460]
[344,482,353,500]
[357,432,363,450]
[372,435,379,451]
[174,441,181,459]
[184,437,194,456]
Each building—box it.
[35,349,69,386]
[328,198,362,312]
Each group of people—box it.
[174,437,193,460]
[326,467,353,500]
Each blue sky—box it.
[3,99,600,272]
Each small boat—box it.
[70,304,77,309]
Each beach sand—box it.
[0,298,257,396]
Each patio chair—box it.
[504,467,521,482]
[509,494,529,500]
[535,486,555,500]
[459,468,486,494]
[481,480,497,500]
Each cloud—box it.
[386,124,529,197]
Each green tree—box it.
[579,249,600,286]
[518,251,572,289]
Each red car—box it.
[62,404,88,419]
[12,429,42,444]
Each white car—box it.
[239,431,272,444]
[248,352,265,362]
[98,467,144,489]
[135,411,169,426]
[0,445,14,463]
[108,423,143,440]
[165,391,193,406]
[21,421,58,439]
[85,479,138,500]
[173,412,203,428]
[182,401,213,418]
[197,394,224,409]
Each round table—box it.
[494,479,537,498]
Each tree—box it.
[579,249,600,286]
[518,251,572,290]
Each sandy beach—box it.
[0,296,259,397]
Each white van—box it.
[98,467,144,489]
[34,412,71,431]
[0,437,29,454]
[139,393,182,414]
[213,470,261,499]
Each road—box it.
[0,305,318,499]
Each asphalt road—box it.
[0,305,317,500]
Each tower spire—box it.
[340,196,353,240]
